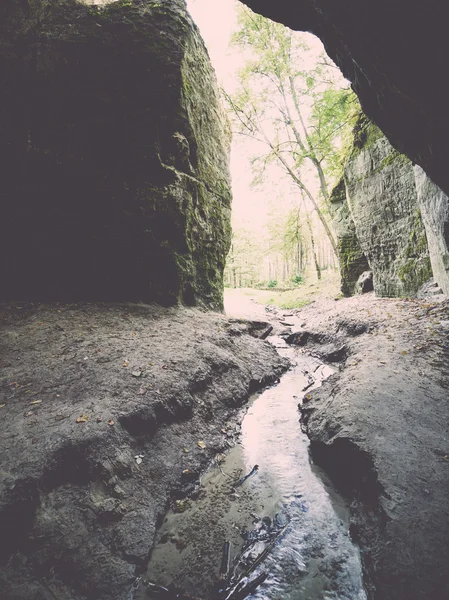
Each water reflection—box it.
[141,337,367,600]
[236,339,366,599]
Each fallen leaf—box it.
[122,361,129,367]
[401,350,408,355]
[221,428,227,434]
[136,457,142,465]
[131,371,142,378]
[162,364,168,370]
[183,469,191,474]
[137,385,147,395]
[0,403,6,408]
[183,447,189,453]
[175,499,189,513]
[197,440,206,449]
[30,400,42,405]
[215,453,226,464]
[96,417,103,423]
[24,411,34,417]
[76,415,89,423]
[442,455,449,463]
[107,419,115,426]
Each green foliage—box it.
[292,274,304,285]
[228,6,359,191]
[225,5,363,265]
[267,279,278,288]
[278,297,311,310]
[309,88,359,180]
[224,228,264,288]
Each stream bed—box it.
[136,337,367,600]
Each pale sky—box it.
[186,0,271,230]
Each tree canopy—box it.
[225,6,360,274]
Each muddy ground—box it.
[0,302,288,600]
[1,292,449,600]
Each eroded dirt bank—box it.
[1,293,449,600]
[0,302,288,600]
[294,293,449,600]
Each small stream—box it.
[137,333,367,600]
[226,337,366,599]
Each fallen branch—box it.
[233,465,259,489]
[225,572,268,600]
[240,523,289,580]
[220,541,232,580]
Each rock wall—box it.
[239,1,449,200]
[343,117,432,297]
[414,167,449,295]
[329,179,370,296]
[0,0,232,309]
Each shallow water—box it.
[139,336,367,600]
[231,338,366,600]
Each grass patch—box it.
[231,270,340,310]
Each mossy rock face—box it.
[329,178,370,296]
[0,0,232,309]
[344,119,432,297]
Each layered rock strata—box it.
[414,167,449,295]
[333,115,449,298]
[343,118,431,297]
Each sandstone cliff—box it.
[0,0,232,309]
[329,178,369,297]
[333,115,449,298]
[414,166,449,295]
[343,117,431,297]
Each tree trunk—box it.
[300,199,321,281]
[308,222,321,280]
